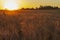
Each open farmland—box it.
[0,10,60,40]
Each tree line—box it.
[21,6,59,10]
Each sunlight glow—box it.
[3,0,19,10]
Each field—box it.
[0,10,60,40]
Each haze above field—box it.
[0,0,60,10]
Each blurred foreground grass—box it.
[0,10,60,40]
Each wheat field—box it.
[0,10,60,40]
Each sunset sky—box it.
[0,0,60,10]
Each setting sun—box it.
[3,0,19,10]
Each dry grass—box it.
[0,10,60,40]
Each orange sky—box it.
[0,0,60,10]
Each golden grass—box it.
[0,10,60,40]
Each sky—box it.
[0,0,60,9]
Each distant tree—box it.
[30,8,34,10]
[38,6,58,10]
[21,8,25,10]
[36,7,38,10]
